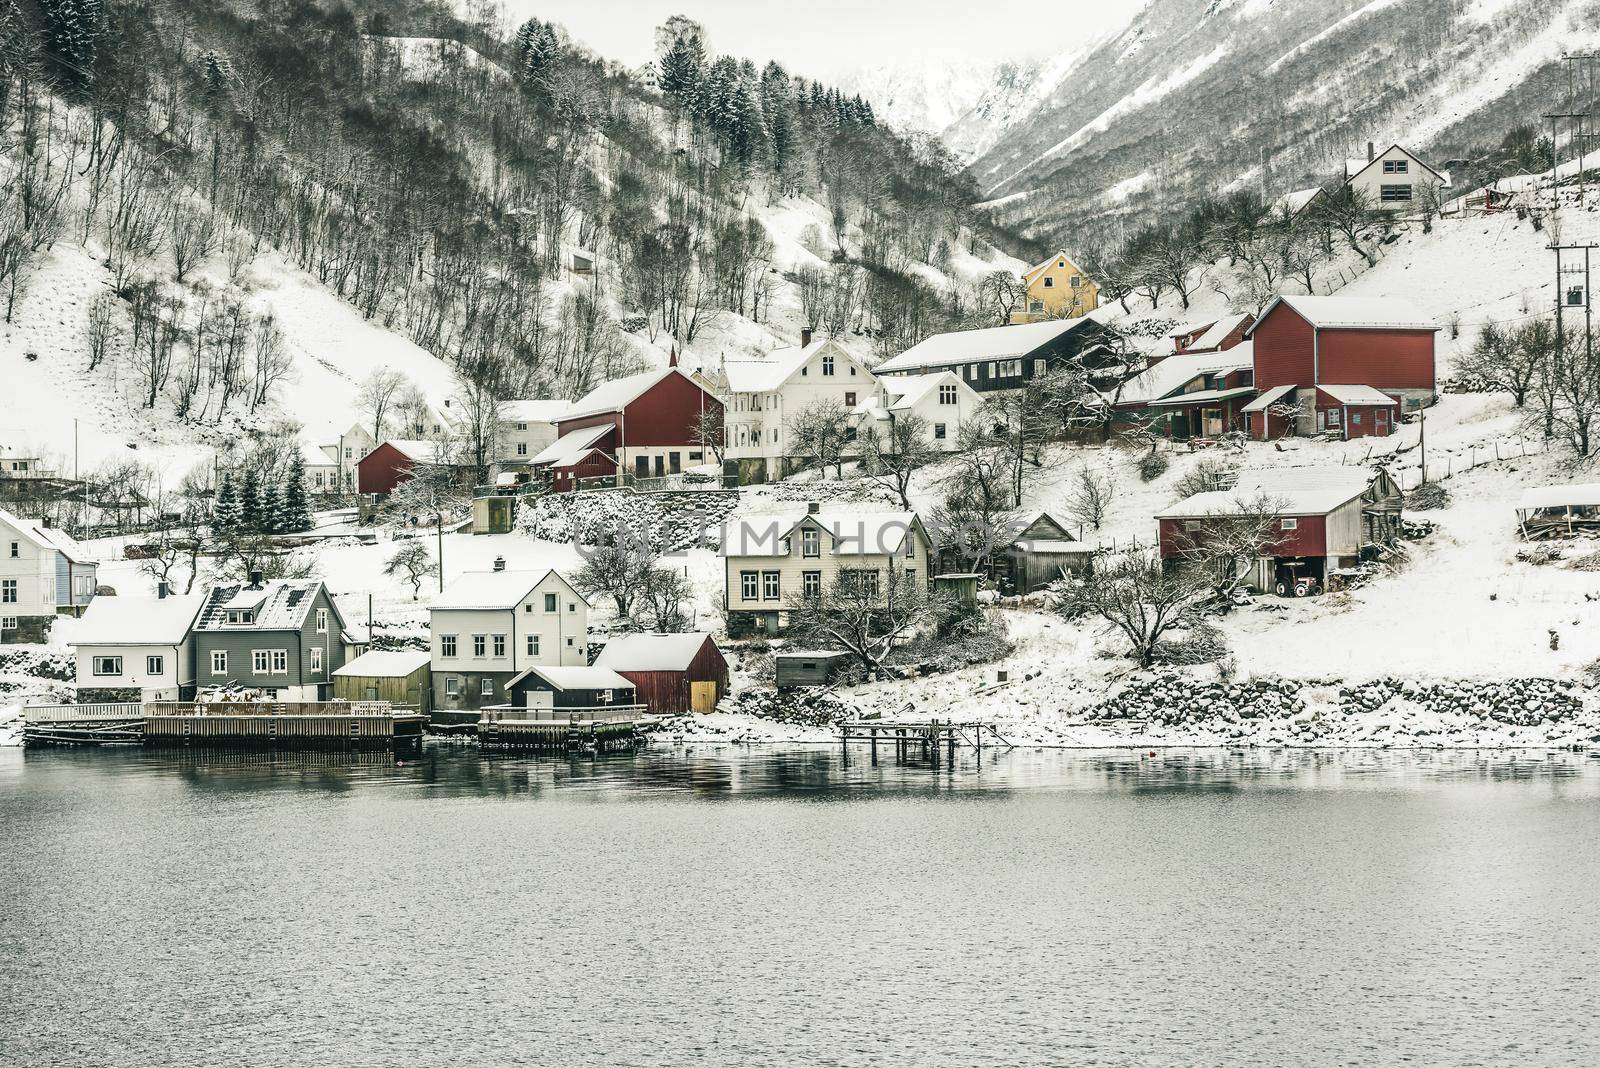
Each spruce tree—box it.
[41,0,104,96]
[283,451,312,533]
[239,468,260,534]
[213,472,240,537]
[258,483,282,536]
[658,34,703,109]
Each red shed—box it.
[592,632,730,714]
[536,365,722,491]
[1243,295,1437,440]
[356,439,454,495]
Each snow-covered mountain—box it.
[958,0,1600,245]
[834,61,1000,143]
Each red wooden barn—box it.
[1241,295,1436,441]
[356,440,453,495]
[592,632,729,715]
[533,363,722,492]
[1156,466,1402,593]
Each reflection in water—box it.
[3,743,1599,1068]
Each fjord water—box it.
[2,746,1597,1067]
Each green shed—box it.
[775,650,854,690]
[332,649,432,714]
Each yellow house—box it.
[1013,250,1099,324]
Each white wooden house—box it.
[72,590,204,702]
[1344,143,1448,212]
[717,337,875,484]
[853,371,981,453]
[497,400,569,473]
[0,507,97,643]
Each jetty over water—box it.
[838,719,1014,764]
[23,700,426,750]
[477,706,656,751]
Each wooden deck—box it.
[477,706,653,751]
[838,719,1014,764]
[23,700,426,750]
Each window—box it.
[934,423,947,440]
[996,359,1022,377]
[822,355,835,376]
[596,688,613,705]
[211,651,228,675]
[1324,409,1343,428]
[0,617,15,632]
[802,528,820,558]
[1029,300,1043,313]
[1352,412,1363,425]
[316,609,327,633]
[1382,159,1408,174]
[1070,274,1082,287]
[441,635,457,658]
[445,676,461,697]
[1379,184,1412,203]
[544,593,558,612]
[526,634,540,657]
[1058,260,1065,268]
[517,443,528,456]
[516,422,528,431]
[1032,359,1046,378]
[1043,276,1055,288]
[844,392,856,407]
[271,650,288,674]
[566,637,575,647]
[839,569,879,595]
[481,678,494,697]
[802,571,822,597]
[7,541,16,558]
[762,571,781,601]
[569,602,577,613]
[1281,518,1299,530]
[252,650,271,674]
[966,365,978,381]
[1,579,15,603]
[741,571,759,600]
[493,635,506,657]
[147,655,164,676]
[310,648,323,674]
[904,537,915,559]
[92,656,123,676]
[473,635,487,657]
[939,385,957,405]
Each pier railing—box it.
[24,703,143,723]
[146,700,401,717]
[480,705,649,725]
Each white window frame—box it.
[310,648,323,674]
[473,635,487,658]
[938,385,956,405]
[1281,518,1299,531]
[146,655,164,676]
[1,579,15,604]
[211,650,228,675]
[445,676,461,697]
[526,634,540,657]
[801,528,820,558]
[1379,184,1412,203]
[934,423,947,440]
[92,656,123,677]
[802,571,822,597]
[740,571,759,600]
[1042,276,1054,288]
[0,617,16,631]
[762,571,781,601]
[441,635,457,658]
[271,649,288,674]
[480,677,494,697]
[316,609,327,633]
[252,650,271,674]
[493,635,506,657]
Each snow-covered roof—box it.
[382,439,447,463]
[531,424,613,468]
[1021,249,1089,280]
[1272,187,1324,216]
[1187,313,1253,352]
[501,400,570,423]
[1517,484,1600,512]
[1234,466,1375,500]
[71,594,204,647]
[562,367,709,421]
[1249,295,1437,333]
[0,507,91,564]
[196,582,336,631]
[431,569,571,611]
[1159,466,1374,519]
[505,665,634,692]
[720,510,920,557]
[874,318,1097,374]
[1345,145,1445,183]
[1318,384,1396,406]
[1241,383,1298,413]
[1115,346,1254,406]
[1146,386,1256,408]
[593,632,715,672]
[722,344,820,394]
[333,649,431,678]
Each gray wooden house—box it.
[501,666,639,713]
[775,650,853,689]
[192,575,366,701]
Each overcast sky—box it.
[495,0,1143,78]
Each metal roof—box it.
[874,318,1099,374]
[594,632,715,672]
[333,649,431,677]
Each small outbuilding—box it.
[593,632,730,715]
[1515,483,1600,539]
[501,665,640,713]
[332,649,432,713]
[775,649,854,690]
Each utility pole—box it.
[436,509,445,593]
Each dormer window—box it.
[226,610,255,625]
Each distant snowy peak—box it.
[835,60,1000,139]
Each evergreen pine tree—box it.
[239,468,261,534]
[658,34,703,110]
[258,483,282,536]
[213,472,240,536]
[40,0,105,96]
[282,451,312,533]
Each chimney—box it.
[493,555,507,572]
[801,326,814,347]
[157,581,170,599]
[247,569,264,588]
[807,501,821,514]
[1367,141,1375,162]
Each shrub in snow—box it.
[1406,482,1450,511]
[519,489,739,552]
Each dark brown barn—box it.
[592,632,729,715]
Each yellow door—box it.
[690,682,719,714]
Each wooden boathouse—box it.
[23,699,427,749]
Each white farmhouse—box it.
[0,507,97,644]
[854,371,981,453]
[72,591,204,702]
[1344,143,1448,212]
[719,337,875,484]
[720,505,930,634]
[498,400,569,473]
[428,567,589,720]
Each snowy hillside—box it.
[966,0,1600,244]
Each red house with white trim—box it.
[533,364,723,492]
[1241,295,1436,441]
[357,439,463,496]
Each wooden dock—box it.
[838,719,1014,764]
[23,700,426,750]
[477,707,653,751]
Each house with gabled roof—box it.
[874,317,1126,394]
[853,370,981,453]
[356,438,470,497]
[0,507,97,643]
[1013,249,1099,323]
[534,362,722,492]
[1344,143,1448,212]
[191,577,365,700]
[72,589,205,702]
[592,632,729,715]
[1242,294,1437,440]
[720,505,930,634]
[717,336,874,484]
[498,400,570,473]
[428,566,589,720]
